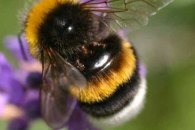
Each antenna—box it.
[18,31,28,61]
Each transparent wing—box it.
[81,0,174,32]
[41,48,87,129]
[41,85,76,129]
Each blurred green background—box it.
[0,0,195,130]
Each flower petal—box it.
[0,93,9,117]
[0,53,14,92]
[67,104,100,130]
[23,96,41,120]
[7,116,29,130]
[139,63,147,78]
[9,79,25,106]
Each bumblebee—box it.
[22,0,173,129]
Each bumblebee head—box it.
[25,0,100,57]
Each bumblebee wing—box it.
[41,48,87,129]
[41,85,76,129]
[81,0,173,32]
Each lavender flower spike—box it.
[1,35,100,130]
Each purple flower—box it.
[23,90,40,119]
[67,104,99,130]
[7,116,29,130]
[0,36,42,129]
[0,35,100,130]
[0,53,24,107]
[139,63,147,78]
[0,93,9,117]
[4,35,34,62]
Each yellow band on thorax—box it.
[25,0,79,57]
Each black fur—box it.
[38,3,108,53]
[67,34,122,79]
